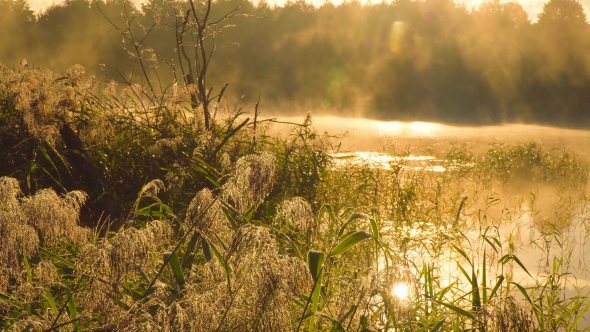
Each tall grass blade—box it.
[329,231,372,256]
[337,212,369,237]
[164,252,185,286]
[488,275,504,302]
[452,244,472,266]
[23,251,32,284]
[431,317,446,332]
[308,251,325,282]
[201,236,213,262]
[508,281,533,305]
[103,291,131,311]
[182,231,202,270]
[435,299,476,320]
[66,289,79,330]
[44,290,58,315]
[500,254,532,277]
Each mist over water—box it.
[270,115,590,159]
[4,0,590,128]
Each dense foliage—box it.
[2,0,590,330]
[2,0,590,126]
[1,62,590,331]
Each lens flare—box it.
[392,283,409,300]
[390,21,405,54]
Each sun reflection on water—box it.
[376,121,439,138]
[331,151,447,172]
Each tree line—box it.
[2,0,590,126]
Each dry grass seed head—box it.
[0,65,92,143]
[0,179,39,272]
[34,260,59,289]
[185,188,222,233]
[480,296,538,331]
[138,179,165,198]
[0,177,21,206]
[108,220,173,280]
[20,189,89,248]
[275,196,315,236]
[223,152,276,213]
[221,225,310,331]
[178,225,307,331]
[0,221,39,273]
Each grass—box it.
[2,63,590,330]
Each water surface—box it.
[270,116,590,161]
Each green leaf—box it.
[451,244,472,266]
[500,254,532,277]
[569,301,590,331]
[456,262,472,285]
[182,231,202,270]
[307,251,325,332]
[489,275,504,302]
[125,284,146,300]
[431,317,446,332]
[369,219,379,239]
[39,248,74,268]
[337,230,356,241]
[137,266,150,283]
[471,267,481,311]
[307,251,325,282]
[360,315,368,329]
[324,205,336,224]
[339,207,354,220]
[66,289,79,330]
[337,212,369,237]
[44,290,58,315]
[103,291,131,311]
[244,205,255,222]
[164,252,185,286]
[202,236,213,262]
[316,312,344,332]
[482,251,487,304]
[508,281,533,306]
[221,205,240,231]
[329,231,372,257]
[435,299,476,320]
[209,240,232,277]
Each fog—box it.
[2,0,590,128]
[270,116,590,160]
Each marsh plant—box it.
[2,1,590,329]
[1,134,590,331]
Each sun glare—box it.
[392,283,409,300]
[377,121,402,135]
[409,121,435,136]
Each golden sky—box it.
[24,0,590,22]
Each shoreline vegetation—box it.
[2,62,590,331]
[3,0,590,330]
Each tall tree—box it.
[538,0,587,26]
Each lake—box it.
[271,115,590,326]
